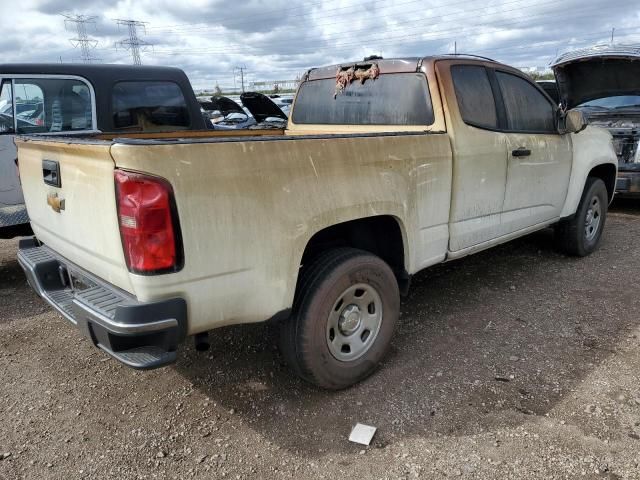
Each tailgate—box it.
[17,138,133,293]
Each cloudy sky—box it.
[1,0,638,90]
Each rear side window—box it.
[451,65,498,129]
[495,72,555,132]
[112,81,190,131]
[12,78,93,134]
[292,73,434,125]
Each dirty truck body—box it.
[17,57,617,389]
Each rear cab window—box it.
[292,73,435,126]
[0,77,94,135]
[112,81,191,132]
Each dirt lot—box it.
[2,202,640,480]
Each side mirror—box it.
[565,109,587,134]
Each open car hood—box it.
[208,96,245,116]
[240,92,287,123]
[551,45,640,109]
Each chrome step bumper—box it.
[17,238,187,369]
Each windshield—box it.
[578,95,640,110]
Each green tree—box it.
[528,72,555,81]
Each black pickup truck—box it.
[0,63,208,238]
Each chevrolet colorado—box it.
[16,56,617,389]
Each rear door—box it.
[494,70,572,232]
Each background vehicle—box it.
[270,95,293,116]
[536,80,560,104]
[16,56,617,389]
[552,44,640,196]
[209,92,288,130]
[207,96,256,129]
[241,91,288,127]
[0,64,207,238]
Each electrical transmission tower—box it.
[63,14,100,63]
[115,19,152,65]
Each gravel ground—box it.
[2,201,640,479]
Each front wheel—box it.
[279,248,400,390]
[555,177,608,256]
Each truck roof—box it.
[305,55,507,80]
[0,63,188,83]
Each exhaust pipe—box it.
[194,332,210,352]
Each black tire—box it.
[555,177,608,256]
[279,248,400,390]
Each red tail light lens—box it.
[114,170,182,274]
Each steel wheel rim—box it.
[326,283,383,362]
[584,195,602,242]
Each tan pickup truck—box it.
[16,56,617,389]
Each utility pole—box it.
[62,14,100,63]
[234,66,247,93]
[611,27,615,44]
[115,19,152,65]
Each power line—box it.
[185,27,639,88]
[150,0,609,53]
[115,19,152,65]
[144,0,586,38]
[147,0,455,34]
[62,14,100,64]
[150,0,631,57]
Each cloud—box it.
[0,0,638,89]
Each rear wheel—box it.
[555,177,608,256]
[279,248,400,389]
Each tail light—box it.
[114,170,183,274]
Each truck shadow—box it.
[175,218,640,456]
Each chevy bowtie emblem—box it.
[47,192,65,213]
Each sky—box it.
[0,0,638,90]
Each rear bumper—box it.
[616,168,640,196]
[17,238,187,369]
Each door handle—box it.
[512,148,531,158]
[42,159,61,187]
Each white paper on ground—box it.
[349,423,377,446]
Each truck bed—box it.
[17,129,452,334]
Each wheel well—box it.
[300,216,408,288]
[588,164,617,202]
